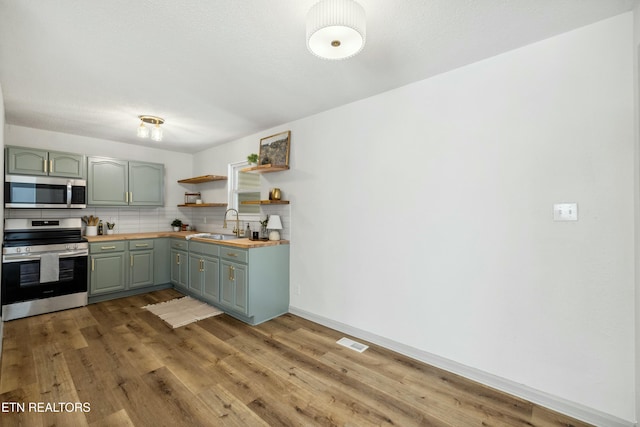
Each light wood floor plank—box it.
[32,342,89,426]
[88,408,136,427]
[64,345,124,424]
[0,335,37,393]
[140,366,224,426]
[197,383,271,427]
[0,384,45,427]
[0,290,594,427]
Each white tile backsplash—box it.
[6,205,291,240]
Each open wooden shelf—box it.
[178,175,227,184]
[177,203,227,207]
[241,200,290,205]
[240,164,289,174]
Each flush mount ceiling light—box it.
[306,0,366,60]
[137,115,164,142]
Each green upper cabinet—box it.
[87,157,128,205]
[129,161,164,206]
[87,156,164,206]
[6,146,86,178]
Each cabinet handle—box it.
[226,253,237,257]
[129,192,133,203]
[229,265,235,281]
[130,255,134,267]
[125,192,129,203]
[49,160,53,172]
[135,243,149,247]
[176,253,180,265]
[101,245,116,250]
[199,259,204,272]
[43,159,48,173]
[91,257,95,271]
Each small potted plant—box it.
[171,219,183,232]
[106,221,116,235]
[247,153,258,166]
[259,215,269,239]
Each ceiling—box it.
[0,0,637,153]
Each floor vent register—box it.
[336,337,369,353]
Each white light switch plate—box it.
[553,203,578,221]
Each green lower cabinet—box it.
[220,260,248,315]
[153,238,170,285]
[188,242,220,304]
[188,253,204,294]
[129,240,154,289]
[90,251,126,295]
[180,240,289,324]
[170,249,189,291]
[129,250,154,289]
[202,257,220,303]
[189,253,220,302]
[89,239,167,302]
[88,236,289,325]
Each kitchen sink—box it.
[200,233,239,241]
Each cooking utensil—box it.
[82,215,99,226]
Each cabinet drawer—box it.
[170,239,188,251]
[90,241,126,253]
[220,247,247,263]
[129,239,155,251]
[189,241,219,257]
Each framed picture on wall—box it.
[259,130,291,167]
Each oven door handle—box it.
[60,250,89,258]
[3,254,43,262]
[2,250,88,263]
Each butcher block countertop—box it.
[85,231,289,248]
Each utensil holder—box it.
[85,226,97,236]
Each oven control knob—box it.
[16,248,21,253]
[25,247,30,252]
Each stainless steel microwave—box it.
[4,175,87,208]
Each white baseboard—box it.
[288,306,636,427]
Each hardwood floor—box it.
[0,289,592,427]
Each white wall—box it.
[195,13,636,423]
[4,125,195,232]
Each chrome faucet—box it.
[223,209,240,237]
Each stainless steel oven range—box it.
[2,218,88,321]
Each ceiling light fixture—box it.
[306,0,366,60]
[137,115,164,142]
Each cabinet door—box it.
[170,249,188,290]
[188,253,203,294]
[90,252,126,295]
[130,250,154,289]
[87,157,128,205]
[49,151,85,178]
[153,238,171,285]
[202,256,220,303]
[6,147,48,176]
[129,161,164,206]
[220,260,248,314]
